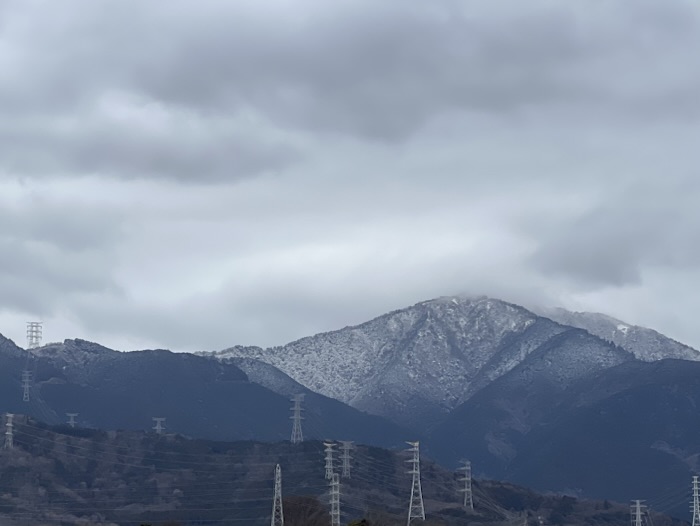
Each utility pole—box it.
[330,472,341,526]
[324,441,336,480]
[631,500,645,526]
[21,370,31,402]
[339,440,353,478]
[152,417,166,435]
[406,441,425,525]
[290,394,304,444]
[458,460,474,511]
[271,464,284,526]
[3,414,13,450]
[66,413,78,428]
[692,476,700,526]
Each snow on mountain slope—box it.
[210,296,633,428]
[537,308,700,362]
[215,297,531,400]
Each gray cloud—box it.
[0,104,301,182]
[1,0,699,184]
[530,178,700,287]
[0,0,699,352]
[0,198,123,316]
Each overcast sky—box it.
[1,0,699,352]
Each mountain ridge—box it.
[0,337,411,448]
[208,296,650,429]
[534,306,700,362]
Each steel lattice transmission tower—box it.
[405,441,425,525]
[339,440,353,478]
[329,472,341,526]
[324,441,336,480]
[21,370,32,402]
[152,417,166,435]
[66,413,79,428]
[692,476,700,526]
[26,322,42,349]
[631,500,646,526]
[271,464,284,526]
[3,413,14,450]
[290,394,304,444]
[23,322,41,403]
[458,460,474,511]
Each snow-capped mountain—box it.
[209,296,636,428]
[537,308,700,362]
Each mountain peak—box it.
[210,294,630,428]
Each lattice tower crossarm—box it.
[271,464,284,526]
[405,441,425,525]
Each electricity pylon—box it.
[3,414,13,450]
[406,441,425,525]
[339,440,353,478]
[66,413,78,428]
[324,441,336,480]
[692,476,700,526]
[21,370,31,402]
[152,417,166,434]
[26,322,42,349]
[271,464,284,526]
[290,394,304,444]
[631,500,646,526]
[458,460,474,511]
[330,472,341,526]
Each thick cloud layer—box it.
[0,0,699,351]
